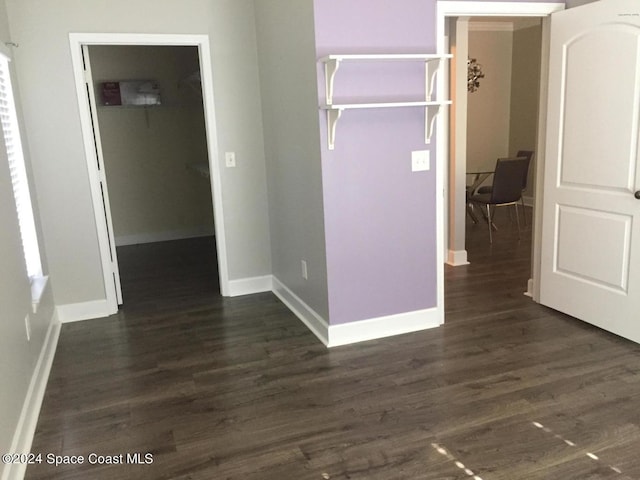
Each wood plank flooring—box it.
[25,222,640,480]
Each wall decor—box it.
[467,58,485,93]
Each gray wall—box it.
[254,0,329,320]
[467,29,514,172]
[0,0,55,464]
[509,23,542,198]
[5,0,272,307]
[467,22,542,198]
[90,45,215,245]
[566,0,598,6]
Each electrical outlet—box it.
[225,152,236,168]
[24,314,31,341]
[411,150,430,172]
[301,260,308,280]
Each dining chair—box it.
[468,156,529,243]
[476,150,534,223]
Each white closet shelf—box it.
[187,162,210,178]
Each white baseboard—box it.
[524,277,534,298]
[271,277,441,348]
[1,313,60,480]
[115,228,214,247]
[327,307,440,347]
[446,249,469,266]
[227,275,273,297]
[56,299,112,323]
[271,276,329,345]
[522,195,534,207]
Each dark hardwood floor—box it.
[26,222,640,480]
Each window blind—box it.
[0,56,42,278]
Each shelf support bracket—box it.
[324,59,341,105]
[425,58,441,101]
[425,105,442,144]
[327,108,343,150]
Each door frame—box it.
[435,1,565,319]
[69,33,230,314]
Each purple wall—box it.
[314,0,557,325]
[314,0,438,325]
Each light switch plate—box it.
[411,150,430,172]
[225,152,236,168]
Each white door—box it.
[540,0,640,342]
[81,45,123,305]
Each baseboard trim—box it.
[272,278,441,348]
[56,299,112,323]
[524,277,534,298]
[522,195,534,207]
[227,275,273,297]
[271,276,329,346]
[1,313,60,480]
[446,249,469,266]
[115,228,214,247]
[327,307,440,347]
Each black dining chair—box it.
[476,150,534,223]
[469,156,530,243]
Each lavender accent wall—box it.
[314,0,561,326]
[314,0,438,325]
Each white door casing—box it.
[70,33,230,316]
[436,1,564,323]
[540,0,640,342]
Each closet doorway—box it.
[92,44,218,308]
[70,34,229,315]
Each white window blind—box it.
[0,55,42,278]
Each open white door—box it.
[81,45,123,305]
[540,0,640,342]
